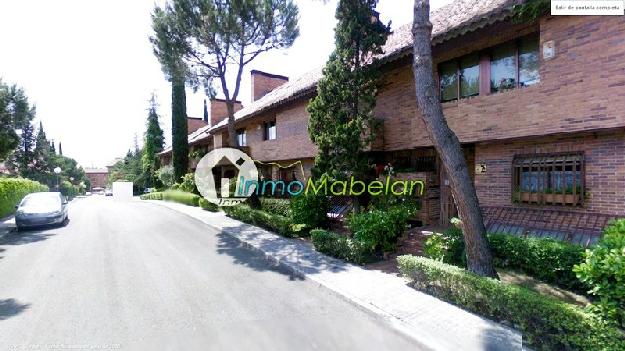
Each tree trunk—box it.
[411,0,497,278]
[171,75,189,182]
[226,100,238,148]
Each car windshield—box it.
[20,194,61,208]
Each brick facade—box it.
[251,70,289,102]
[85,169,108,189]
[187,117,207,134]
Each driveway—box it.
[0,196,423,350]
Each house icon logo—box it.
[194,147,258,206]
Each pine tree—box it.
[0,80,36,160]
[6,121,36,177]
[142,94,166,188]
[308,0,389,210]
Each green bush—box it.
[140,190,200,207]
[398,255,625,351]
[349,206,413,252]
[424,226,466,267]
[179,172,197,193]
[310,229,371,264]
[260,198,291,217]
[223,205,295,237]
[198,198,218,212]
[59,180,79,199]
[139,192,163,200]
[490,233,586,292]
[156,165,175,187]
[290,192,328,229]
[424,228,586,292]
[0,178,49,217]
[575,219,625,327]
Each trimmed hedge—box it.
[0,178,49,217]
[310,229,371,265]
[290,192,329,229]
[140,191,200,207]
[222,205,296,237]
[260,198,291,217]
[349,206,413,253]
[398,255,625,351]
[198,198,218,212]
[424,228,586,292]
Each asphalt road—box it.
[0,196,422,351]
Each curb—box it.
[143,200,522,350]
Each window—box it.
[491,35,540,92]
[236,129,247,146]
[439,53,480,102]
[264,120,277,140]
[512,153,584,206]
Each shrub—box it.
[398,255,625,351]
[290,192,328,229]
[310,229,371,264]
[223,205,295,237]
[423,226,466,267]
[349,206,413,253]
[156,165,175,187]
[198,198,218,212]
[260,198,291,217]
[140,192,163,200]
[59,180,79,199]
[489,233,586,292]
[424,228,586,292]
[179,172,197,193]
[575,219,625,327]
[0,178,49,217]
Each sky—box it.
[0,0,453,168]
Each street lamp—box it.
[54,167,62,190]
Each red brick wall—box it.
[251,70,289,101]
[86,172,108,189]
[374,15,625,150]
[210,99,243,127]
[187,118,207,134]
[474,130,625,216]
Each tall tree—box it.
[6,121,36,177]
[203,99,209,124]
[0,79,36,160]
[142,94,166,188]
[151,5,189,181]
[308,0,389,211]
[58,141,63,156]
[169,0,299,147]
[411,0,496,277]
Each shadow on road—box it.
[0,298,30,321]
[0,230,56,246]
[217,223,349,280]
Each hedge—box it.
[259,198,291,217]
[0,178,49,218]
[222,205,296,237]
[349,206,414,253]
[424,228,586,292]
[398,255,625,351]
[198,198,218,212]
[310,229,371,265]
[140,191,200,207]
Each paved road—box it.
[0,196,423,351]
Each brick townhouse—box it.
[162,0,625,243]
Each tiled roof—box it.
[84,168,109,174]
[167,0,521,147]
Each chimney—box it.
[209,98,243,127]
[251,70,289,102]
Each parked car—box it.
[104,189,113,196]
[15,192,69,231]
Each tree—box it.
[168,0,300,147]
[308,0,389,211]
[0,79,36,160]
[142,94,166,188]
[411,0,496,277]
[6,121,36,177]
[151,5,190,182]
[58,141,63,156]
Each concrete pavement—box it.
[145,199,524,351]
[0,196,424,351]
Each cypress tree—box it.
[142,94,166,188]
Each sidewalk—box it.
[0,215,16,238]
[143,199,523,351]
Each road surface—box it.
[0,196,422,350]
